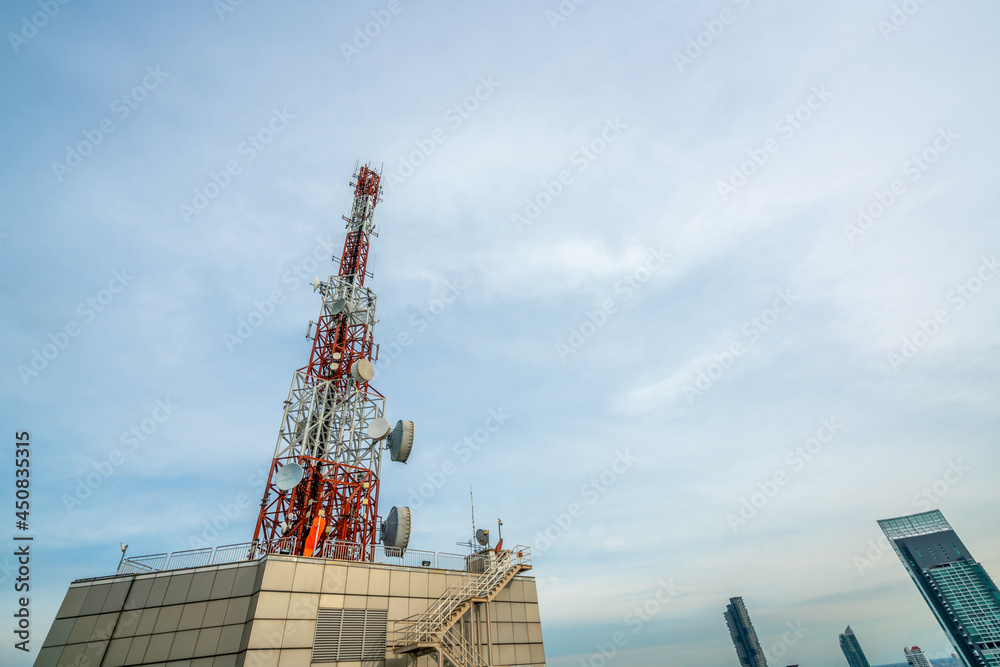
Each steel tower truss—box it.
[253,163,388,560]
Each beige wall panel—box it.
[367,567,390,596]
[511,602,527,623]
[169,627,200,660]
[226,596,252,625]
[281,619,316,648]
[344,594,368,609]
[277,647,312,667]
[180,601,210,630]
[387,596,408,620]
[522,579,538,603]
[514,642,531,665]
[529,642,546,664]
[261,561,296,591]
[247,618,285,650]
[319,593,346,608]
[388,568,409,597]
[345,566,370,595]
[164,573,195,605]
[102,637,130,667]
[210,567,238,599]
[243,647,281,667]
[125,634,150,664]
[144,631,174,662]
[526,602,541,623]
[408,571,428,598]
[256,591,291,619]
[499,644,516,665]
[204,598,229,627]
[42,617,74,647]
[68,615,98,644]
[80,584,111,615]
[287,592,320,619]
[292,562,324,592]
[427,573,446,598]
[322,564,349,594]
[56,587,88,619]
[195,625,223,657]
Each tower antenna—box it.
[251,161,413,561]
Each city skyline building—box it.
[879,510,1000,667]
[906,645,934,667]
[725,596,769,667]
[840,625,873,667]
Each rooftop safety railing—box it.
[117,537,296,575]
[116,537,497,576]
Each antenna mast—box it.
[252,161,413,561]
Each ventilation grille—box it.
[312,608,388,662]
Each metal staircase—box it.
[389,546,532,667]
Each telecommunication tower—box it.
[251,162,414,561]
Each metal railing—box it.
[389,547,532,648]
[441,626,489,667]
[116,537,296,575]
[114,538,515,576]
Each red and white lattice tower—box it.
[252,162,412,561]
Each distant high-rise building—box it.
[725,596,769,667]
[879,510,1000,667]
[905,646,933,667]
[840,625,873,667]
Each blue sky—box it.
[1,1,999,666]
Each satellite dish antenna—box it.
[350,359,375,383]
[388,420,415,463]
[367,417,391,442]
[275,462,304,491]
[381,506,412,551]
[313,277,321,292]
[330,298,348,315]
[476,529,489,546]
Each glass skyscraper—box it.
[725,596,768,667]
[840,625,873,667]
[879,510,1000,667]
[905,646,933,667]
